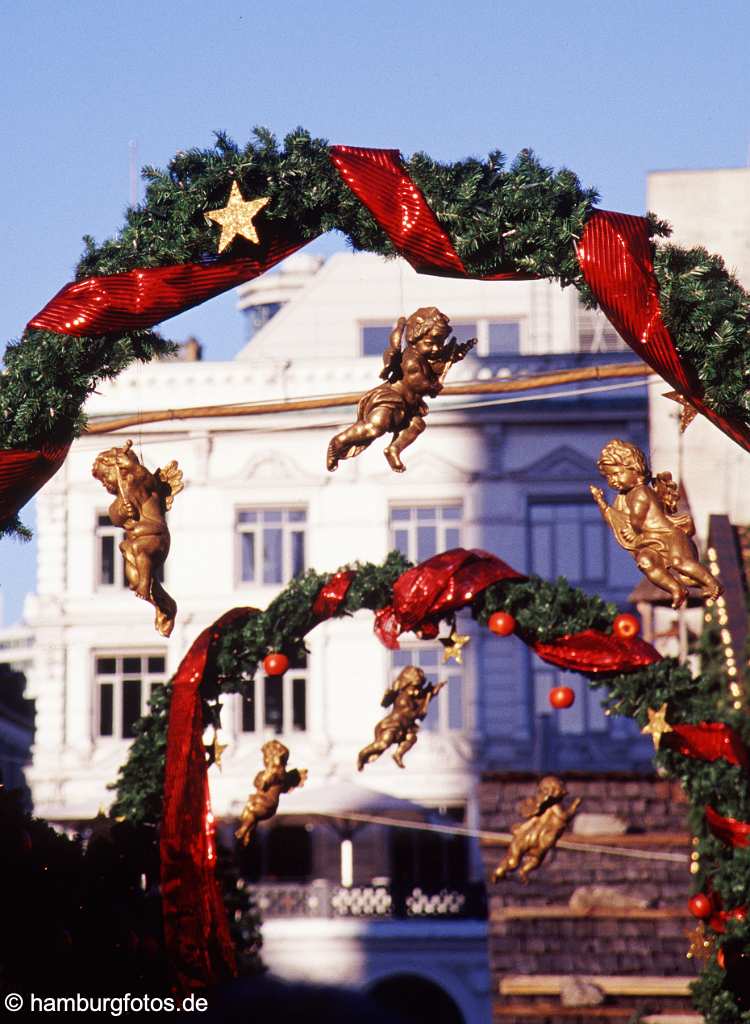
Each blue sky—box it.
[2,0,749,621]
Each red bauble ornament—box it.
[549,686,575,709]
[488,611,516,637]
[729,907,748,922]
[612,613,640,639]
[688,893,714,919]
[263,652,289,676]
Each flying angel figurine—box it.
[235,740,308,846]
[590,438,722,609]
[357,666,445,771]
[492,776,581,884]
[92,439,183,636]
[327,307,476,474]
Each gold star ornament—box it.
[685,921,716,963]
[205,730,229,770]
[204,181,270,253]
[641,703,674,751]
[663,391,699,433]
[441,631,471,664]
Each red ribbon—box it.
[311,570,356,619]
[374,548,524,649]
[160,608,256,992]
[664,722,750,770]
[330,146,468,276]
[0,442,70,528]
[28,232,309,337]
[705,805,750,849]
[330,145,538,282]
[577,210,750,454]
[533,628,662,675]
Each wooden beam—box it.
[83,361,653,435]
[500,976,695,998]
[494,1005,633,1019]
[493,906,690,921]
[641,1017,703,1024]
[482,832,690,848]
[494,1011,702,1023]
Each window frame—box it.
[577,305,629,353]
[234,506,307,587]
[359,321,395,358]
[389,503,464,564]
[486,319,522,356]
[95,512,128,590]
[92,650,167,740]
[95,511,165,590]
[238,657,309,737]
[390,641,466,734]
[527,497,609,588]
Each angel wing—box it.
[155,460,184,511]
[379,316,406,382]
[380,687,397,708]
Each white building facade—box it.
[647,168,750,535]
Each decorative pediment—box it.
[226,449,327,487]
[368,449,472,486]
[509,444,595,482]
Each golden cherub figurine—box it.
[357,666,445,771]
[327,307,476,473]
[92,439,183,637]
[492,776,581,884]
[234,740,308,846]
[590,439,722,609]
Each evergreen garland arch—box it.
[113,547,750,1022]
[2,129,749,508]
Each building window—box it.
[240,654,307,735]
[488,321,521,355]
[390,505,462,563]
[391,645,464,732]
[94,652,166,739]
[362,321,477,358]
[448,322,477,344]
[390,806,468,890]
[96,513,163,588]
[236,508,306,585]
[361,324,393,357]
[237,823,313,883]
[527,499,628,754]
[531,656,608,736]
[96,514,128,588]
[246,301,281,338]
[529,501,607,586]
[577,307,628,353]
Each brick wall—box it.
[480,772,697,1022]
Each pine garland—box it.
[2,129,748,490]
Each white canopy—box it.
[278,777,430,818]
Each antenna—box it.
[129,140,138,206]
